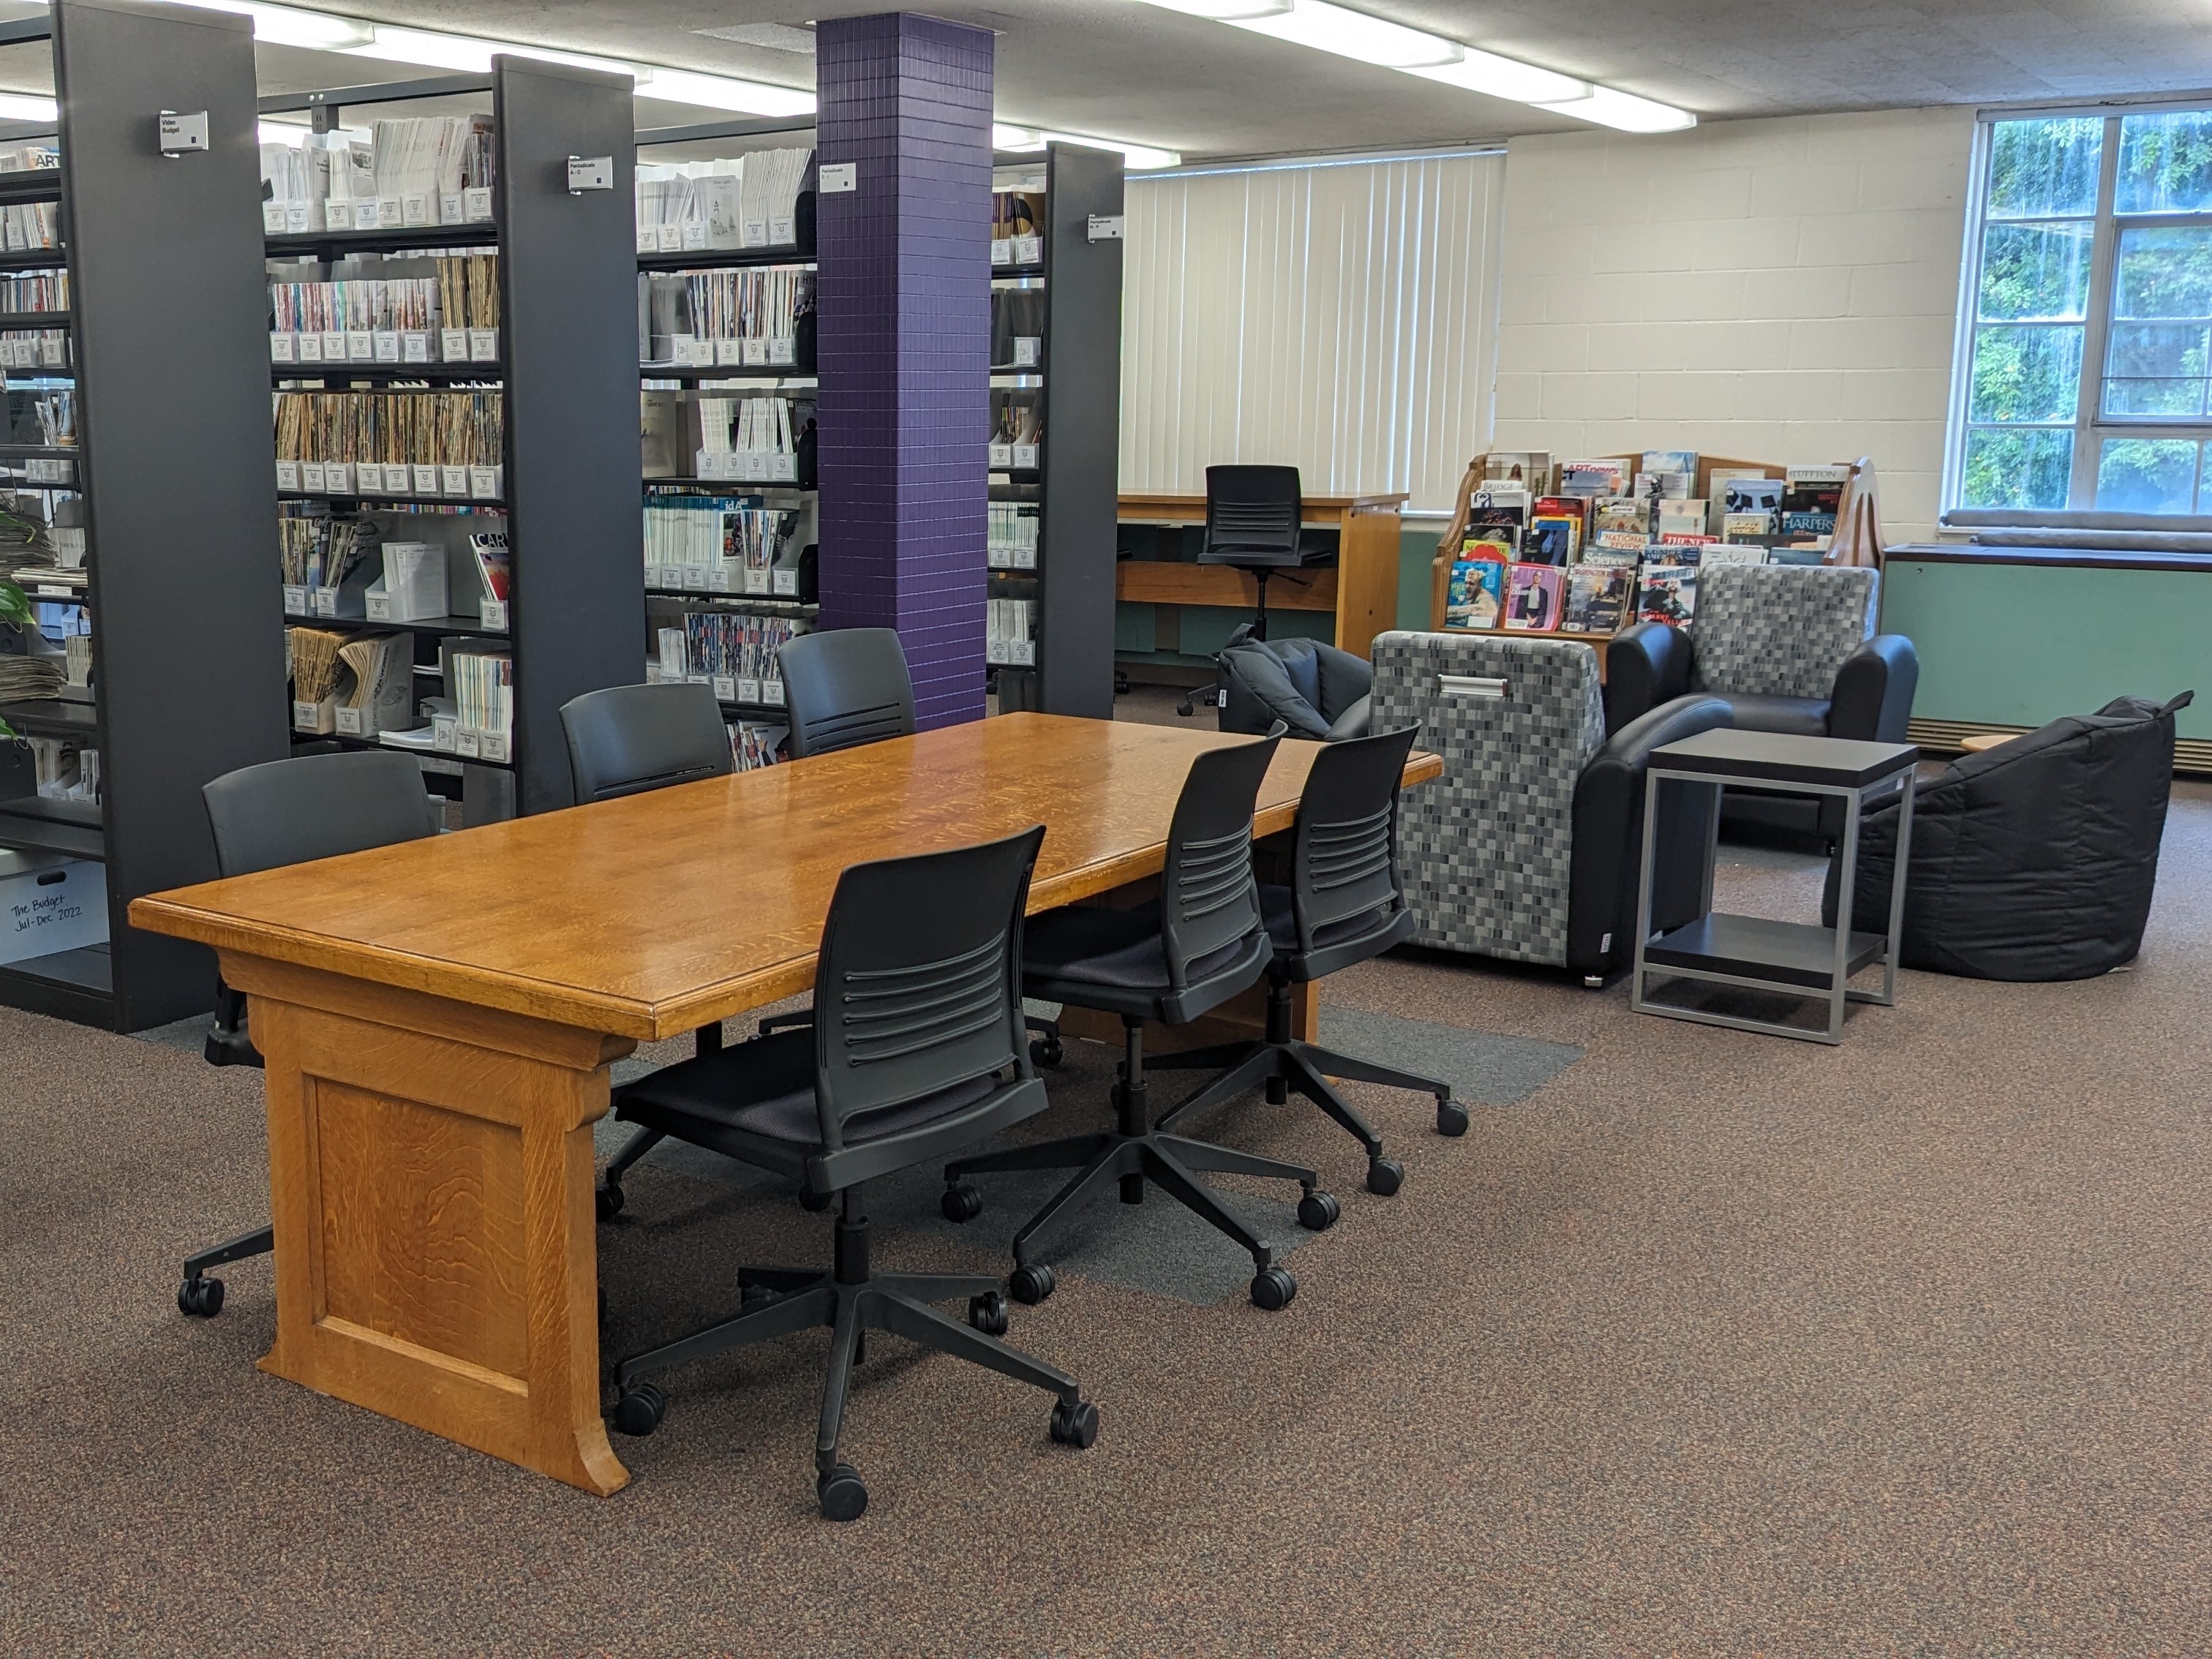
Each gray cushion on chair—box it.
[1219,636,1376,740]
[1690,565,1879,700]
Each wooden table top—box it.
[132,714,1442,1043]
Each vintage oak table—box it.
[131,714,1441,1494]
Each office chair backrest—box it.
[1203,464,1303,560]
[560,681,734,804]
[1160,732,1280,987]
[1290,723,1418,947]
[202,750,441,880]
[810,824,1046,1146]
[779,627,917,759]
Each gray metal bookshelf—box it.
[0,0,286,1029]
[263,57,643,820]
[635,118,820,732]
[990,142,1123,719]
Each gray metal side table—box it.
[1631,729,1919,1044]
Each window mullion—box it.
[2069,113,2126,508]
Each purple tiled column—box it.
[814,13,993,729]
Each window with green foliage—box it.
[1953,107,2212,519]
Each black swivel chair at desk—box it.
[941,730,1340,1312]
[1178,464,1334,718]
[779,626,917,759]
[1151,724,1465,1184]
[562,680,744,1224]
[606,827,1099,1521]
[176,750,443,1316]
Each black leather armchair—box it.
[1607,622,1918,744]
[1604,564,1916,841]
[1568,695,1735,976]
[1217,629,1372,741]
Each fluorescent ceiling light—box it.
[1038,129,1180,170]
[994,123,1044,150]
[1407,50,1587,107]
[178,0,372,49]
[636,67,814,117]
[1135,0,1291,15]
[1235,0,1459,69]
[0,92,56,123]
[1128,0,1692,130]
[1537,84,1696,133]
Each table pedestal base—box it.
[225,954,634,1496]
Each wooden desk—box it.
[1116,491,1408,660]
[131,714,1442,1496]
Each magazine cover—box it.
[1526,514,1580,565]
[1562,563,1634,634]
[1446,556,1506,629]
[1502,563,1563,632]
[1636,563,1698,628]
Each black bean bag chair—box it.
[1824,691,2193,979]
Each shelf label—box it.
[312,587,339,617]
[440,464,469,497]
[377,196,403,228]
[275,460,300,492]
[300,461,326,491]
[742,337,768,366]
[401,192,434,227]
[334,706,366,736]
[372,331,401,362]
[454,729,481,759]
[270,331,296,363]
[346,330,374,361]
[413,463,441,494]
[712,675,737,702]
[819,162,857,195]
[767,336,794,366]
[772,568,799,597]
[470,464,500,500]
[1087,214,1124,242]
[480,598,508,633]
[325,199,353,231]
[1012,337,1040,367]
[734,677,761,705]
[323,462,353,494]
[990,238,1012,266]
[463,187,493,223]
[440,328,469,361]
[1012,443,1039,470]
[320,331,347,362]
[469,328,498,362]
[282,583,306,614]
[657,224,683,253]
[566,155,614,193]
[296,332,323,363]
[401,331,431,363]
[438,192,464,225]
[1014,233,1042,264]
[262,201,287,235]
[988,442,1012,470]
[353,200,380,230]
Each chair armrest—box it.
[1604,622,1693,734]
[1828,633,1919,742]
[1322,694,1372,742]
[1568,694,1734,976]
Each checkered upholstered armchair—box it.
[1606,564,1916,743]
[1605,565,1917,840]
[1372,631,1730,981]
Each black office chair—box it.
[767,622,1064,1067]
[942,731,1337,1312]
[1150,726,1464,1194]
[778,626,917,759]
[560,681,732,803]
[560,682,743,1217]
[605,826,1099,1521]
[177,750,442,1317]
[1197,465,1330,644]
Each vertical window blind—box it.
[1119,150,1505,514]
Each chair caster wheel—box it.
[1436,1098,1470,1137]
[1250,1265,1297,1310]
[1366,1156,1404,1197]
[1009,1263,1056,1304]
[817,1462,868,1521]
[740,1280,775,1312]
[799,1186,832,1212]
[595,1184,624,1222]
[177,1275,225,1317]
[1029,1035,1064,1067]
[1296,1190,1339,1231]
[968,1290,1009,1336]
[941,1181,983,1223]
[1050,1397,1099,1449]
[612,1381,666,1437]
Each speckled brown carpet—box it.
[2,783,2208,1655]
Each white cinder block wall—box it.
[1491,106,1975,543]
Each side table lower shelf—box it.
[1644,914,1889,993]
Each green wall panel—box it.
[1881,558,2210,739]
